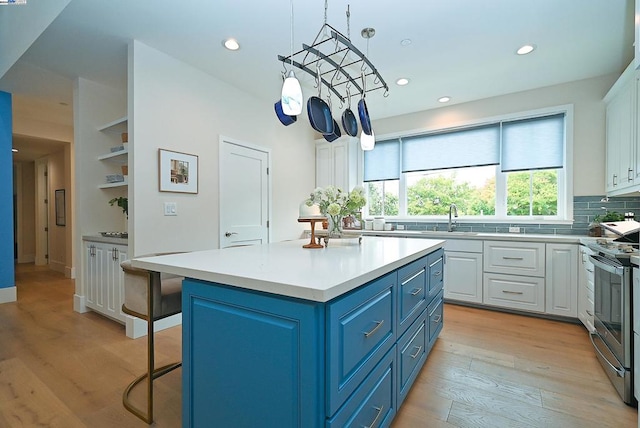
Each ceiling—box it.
[0,0,635,160]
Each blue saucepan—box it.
[307,95,334,134]
[358,97,372,135]
[342,90,358,137]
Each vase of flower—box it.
[327,214,343,237]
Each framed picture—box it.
[159,149,199,193]
[55,189,65,226]
[343,212,362,230]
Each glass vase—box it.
[327,214,343,237]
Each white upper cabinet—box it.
[315,137,359,191]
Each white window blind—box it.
[401,124,500,173]
[501,113,565,172]
[363,139,400,182]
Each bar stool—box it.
[120,257,183,424]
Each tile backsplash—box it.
[389,195,640,236]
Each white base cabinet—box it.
[443,239,483,303]
[578,245,596,332]
[84,240,128,323]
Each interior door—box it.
[219,139,270,248]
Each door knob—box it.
[225,232,238,237]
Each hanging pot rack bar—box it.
[277,23,388,104]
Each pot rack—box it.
[277,22,389,107]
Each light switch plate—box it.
[164,202,177,216]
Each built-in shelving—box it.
[98,179,128,189]
[97,117,129,189]
[97,116,128,134]
[97,149,128,163]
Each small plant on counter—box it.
[109,197,128,218]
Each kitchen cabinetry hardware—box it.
[363,320,384,338]
[586,309,594,316]
[502,256,524,260]
[502,290,524,295]
[613,174,618,186]
[410,288,423,296]
[224,232,238,237]
[433,315,442,323]
[434,270,442,277]
[629,168,634,181]
[364,405,384,428]
[590,333,626,377]
[409,346,423,359]
[401,269,424,286]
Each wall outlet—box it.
[508,226,520,233]
[396,224,405,230]
[164,202,177,216]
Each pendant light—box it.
[281,0,303,115]
[361,130,375,151]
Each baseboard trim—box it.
[125,313,182,339]
[73,294,87,313]
[0,286,17,304]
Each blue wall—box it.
[0,92,15,289]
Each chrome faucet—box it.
[448,203,458,232]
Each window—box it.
[362,109,569,221]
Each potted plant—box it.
[109,197,128,218]
[589,211,624,237]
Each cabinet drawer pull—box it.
[363,405,384,428]
[363,320,385,338]
[410,288,423,296]
[587,269,594,273]
[502,290,524,295]
[433,314,442,323]
[409,345,423,359]
[433,270,442,277]
[401,269,425,286]
[586,310,593,316]
[502,256,524,260]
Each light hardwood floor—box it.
[0,264,637,427]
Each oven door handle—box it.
[589,333,626,377]
[589,254,625,276]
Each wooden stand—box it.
[298,217,326,249]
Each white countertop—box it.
[131,236,444,302]
[82,234,128,245]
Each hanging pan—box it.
[341,87,358,137]
[323,95,342,143]
[274,100,297,126]
[358,72,372,135]
[307,64,334,134]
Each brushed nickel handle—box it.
[225,232,238,237]
[502,256,524,260]
[586,310,593,316]
[613,174,617,186]
[502,290,524,295]
[410,288,423,296]
[409,345,422,359]
[363,405,384,428]
[363,320,384,338]
[433,270,442,277]
[629,168,633,181]
[401,269,424,286]
[433,314,442,323]
[587,269,594,273]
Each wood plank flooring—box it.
[0,263,637,427]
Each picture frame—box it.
[159,149,199,194]
[343,211,362,230]
[55,189,65,226]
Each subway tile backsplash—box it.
[390,195,640,236]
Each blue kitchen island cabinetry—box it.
[132,237,444,428]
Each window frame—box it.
[361,104,574,223]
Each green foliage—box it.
[367,183,399,215]
[594,211,624,223]
[109,197,128,217]
[506,171,557,216]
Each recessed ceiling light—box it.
[396,78,409,86]
[400,39,412,46]
[516,44,535,55]
[223,38,240,51]
[438,96,451,103]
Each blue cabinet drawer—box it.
[397,256,427,336]
[327,272,396,416]
[396,308,428,407]
[427,249,444,300]
[428,290,444,347]
[326,348,396,428]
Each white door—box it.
[219,138,270,248]
[35,158,49,266]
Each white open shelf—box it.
[97,149,128,162]
[98,178,128,189]
[97,116,128,134]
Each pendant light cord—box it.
[290,0,294,68]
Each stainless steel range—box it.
[583,235,637,405]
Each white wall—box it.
[128,41,316,256]
[373,73,618,197]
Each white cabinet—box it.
[605,62,637,195]
[578,245,596,332]
[443,239,483,303]
[316,137,358,191]
[545,243,578,317]
[84,239,128,323]
[483,241,545,313]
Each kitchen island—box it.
[132,236,445,427]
